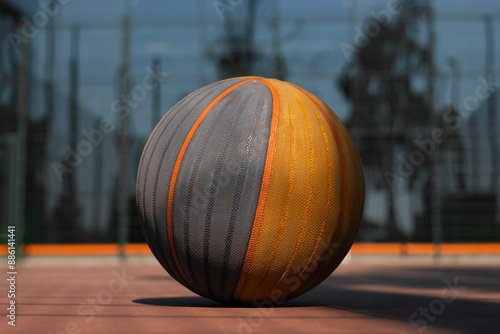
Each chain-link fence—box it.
[1,0,499,247]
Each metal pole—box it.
[483,16,498,222]
[427,4,442,257]
[151,57,161,129]
[63,25,80,243]
[45,0,56,242]
[118,14,130,258]
[446,57,465,190]
[14,27,29,256]
[272,0,282,80]
[6,134,20,254]
[347,0,358,131]
[197,0,207,86]
[92,118,103,236]
[69,25,79,152]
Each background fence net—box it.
[1,0,499,247]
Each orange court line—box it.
[1,243,500,256]
[22,243,121,256]
[124,243,151,255]
[440,243,500,255]
[350,243,500,255]
[350,243,402,255]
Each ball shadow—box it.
[132,295,319,308]
[133,296,226,307]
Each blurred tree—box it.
[338,1,433,241]
[209,0,287,80]
[210,0,258,79]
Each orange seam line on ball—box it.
[166,79,252,290]
[233,78,281,301]
[249,103,296,298]
[296,106,333,282]
[271,93,315,292]
[293,86,348,255]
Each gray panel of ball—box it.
[172,81,273,301]
[137,78,246,290]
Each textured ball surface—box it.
[136,77,365,304]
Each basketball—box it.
[136,76,365,305]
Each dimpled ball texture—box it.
[136,76,365,305]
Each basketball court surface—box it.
[2,255,498,334]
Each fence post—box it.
[12,31,29,256]
[118,14,131,258]
[151,57,161,129]
[483,16,499,223]
[427,4,442,257]
[6,135,20,255]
